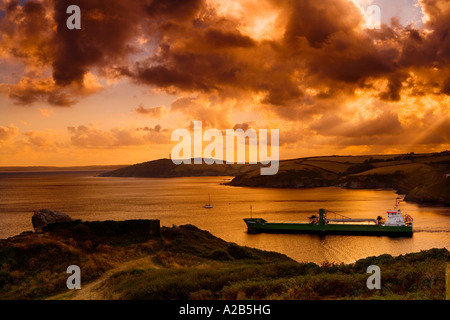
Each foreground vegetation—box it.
[0,223,448,300]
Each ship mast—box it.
[395,197,402,209]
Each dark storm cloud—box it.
[281,0,362,48]
[51,0,145,86]
[144,0,204,21]
[442,78,450,94]
[134,64,213,92]
[203,29,256,48]
[50,0,207,86]
[124,0,450,108]
[1,0,450,108]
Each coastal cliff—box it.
[227,152,450,206]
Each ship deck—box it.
[244,218,413,237]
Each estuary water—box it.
[0,171,449,264]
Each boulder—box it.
[32,209,73,233]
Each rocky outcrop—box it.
[340,174,402,190]
[227,169,335,188]
[32,209,73,233]
[404,184,450,206]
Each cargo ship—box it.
[244,199,413,237]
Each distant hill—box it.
[99,152,450,205]
[99,158,260,178]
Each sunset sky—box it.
[0,0,449,166]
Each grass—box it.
[0,223,448,300]
[0,225,162,300]
[353,163,432,176]
[103,246,448,300]
[304,156,371,163]
[0,236,111,299]
[301,160,353,174]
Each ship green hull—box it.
[244,218,413,237]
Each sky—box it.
[0,0,449,166]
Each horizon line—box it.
[1,150,448,170]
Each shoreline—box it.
[97,152,450,206]
[3,167,448,207]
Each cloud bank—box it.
[0,0,449,161]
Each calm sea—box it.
[0,171,449,264]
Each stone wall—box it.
[42,219,161,244]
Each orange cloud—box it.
[0,124,19,141]
[135,104,168,118]
[67,124,171,148]
[24,130,55,148]
[38,108,54,118]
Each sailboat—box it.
[204,194,213,209]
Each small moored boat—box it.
[204,194,213,209]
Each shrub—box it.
[209,249,233,261]
[226,243,255,260]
